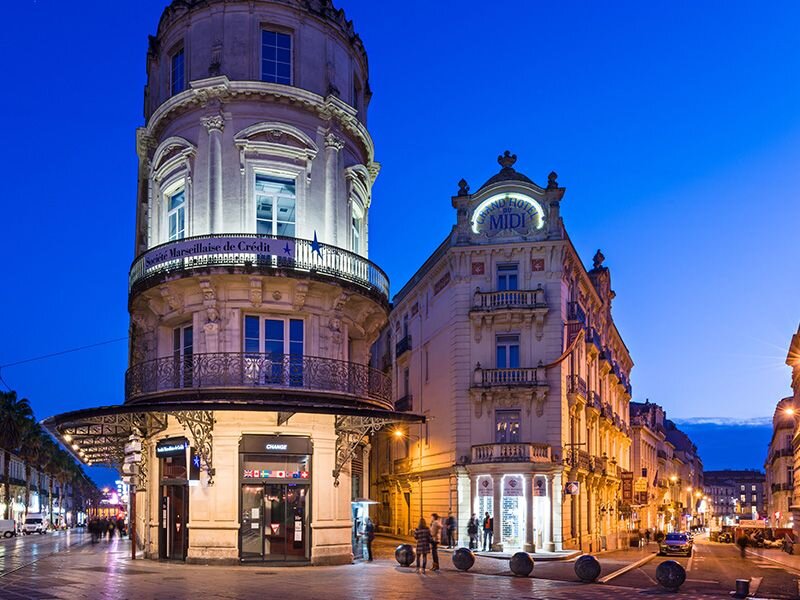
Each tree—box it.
[19,422,46,518]
[0,391,34,519]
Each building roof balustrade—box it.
[473,366,546,387]
[125,351,393,411]
[129,233,390,305]
[471,442,551,464]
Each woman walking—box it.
[414,518,433,573]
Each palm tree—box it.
[0,391,34,519]
[19,422,46,519]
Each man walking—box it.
[482,511,493,551]
[364,517,375,561]
[446,513,457,548]
[467,513,479,550]
[429,513,442,571]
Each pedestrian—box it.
[429,513,442,571]
[414,518,433,573]
[482,511,493,551]
[364,517,375,561]
[467,513,479,550]
[645,528,651,544]
[446,512,457,548]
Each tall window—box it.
[168,188,186,240]
[497,264,518,291]
[496,334,520,369]
[171,48,185,96]
[244,316,304,386]
[261,30,292,85]
[255,175,296,237]
[495,410,521,443]
[351,203,364,254]
[173,325,193,387]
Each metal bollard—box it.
[734,579,750,598]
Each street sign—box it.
[124,440,142,455]
[621,472,633,502]
[738,519,765,528]
[124,452,142,464]
[634,477,648,492]
[565,481,580,495]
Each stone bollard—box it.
[452,547,475,571]
[395,544,415,567]
[509,551,534,577]
[574,554,602,582]
[655,560,686,591]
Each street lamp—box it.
[392,426,425,523]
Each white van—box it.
[0,519,16,538]
[22,515,46,535]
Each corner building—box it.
[44,0,415,565]
[372,154,634,553]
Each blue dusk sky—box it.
[1,1,799,483]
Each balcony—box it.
[567,375,588,398]
[471,443,551,464]
[657,449,668,461]
[395,335,412,358]
[587,391,603,411]
[395,394,413,412]
[128,233,390,304]
[125,352,393,410]
[772,482,793,493]
[472,288,547,311]
[473,366,544,387]
[566,449,591,471]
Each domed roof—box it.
[477,151,536,191]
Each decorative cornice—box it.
[324,132,345,151]
[201,114,225,132]
[144,77,375,163]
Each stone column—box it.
[552,471,564,551]
[492,473,503,551]
[324,133,344,245]
[542,475,554,551]
[202,114,225,233]
[523,473,535,552]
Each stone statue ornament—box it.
[592,249,606,269]
[498,150,517,170]
[457,178,470,196]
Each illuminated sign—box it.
[143,236,295,271]
[266,444,288,451]
[243,469,310,479]
[471,193,545,236]
[155,437,189,458]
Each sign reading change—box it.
[143,236,295,271]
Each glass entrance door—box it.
[160,485,188,560]
[240,483,308,561]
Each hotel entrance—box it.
[156,437,191,561]
[239,435,312,562]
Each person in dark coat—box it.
[414,518,432,572]
[482,512,494,551]
[467,513,480,550]
[446,513,457,548]
[364,517,375,561]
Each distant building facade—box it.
[764,397,794,528]
[704,470,766,523]
[371,154,634,554]
[0,451,78,526]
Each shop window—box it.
[167,187,186,241]
[497,264,518,291]
[261,30,292,85]
[495,410,521,444]
[171,47,185,96]
[256,175,296,237]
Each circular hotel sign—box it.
[471,193,545,237]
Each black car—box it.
[659,532,693,556]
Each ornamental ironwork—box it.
[173,410,215,484]
[125,352,393,409]
[128,233,389,302]
[333,415,398,487]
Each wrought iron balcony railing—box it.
[472,288,547,311]
[395,394,413,412]
[128,233,390,302]
[473,366,545,387]
[395,335,412,358]
[567,374,588,397]
[125,352,392,408]
[471,443,551,464]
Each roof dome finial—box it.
[498,150,517,170]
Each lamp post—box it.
[393,425,425,524]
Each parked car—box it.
[659,532,693,556]
[22,515,46,535]
[0,519,16,538]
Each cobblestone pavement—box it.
[0,535,759,600]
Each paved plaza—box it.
[2,532,799,600]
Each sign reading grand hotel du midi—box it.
[144,236,295,270]
[471,192,545,237]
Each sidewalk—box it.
[745,546,800,573]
